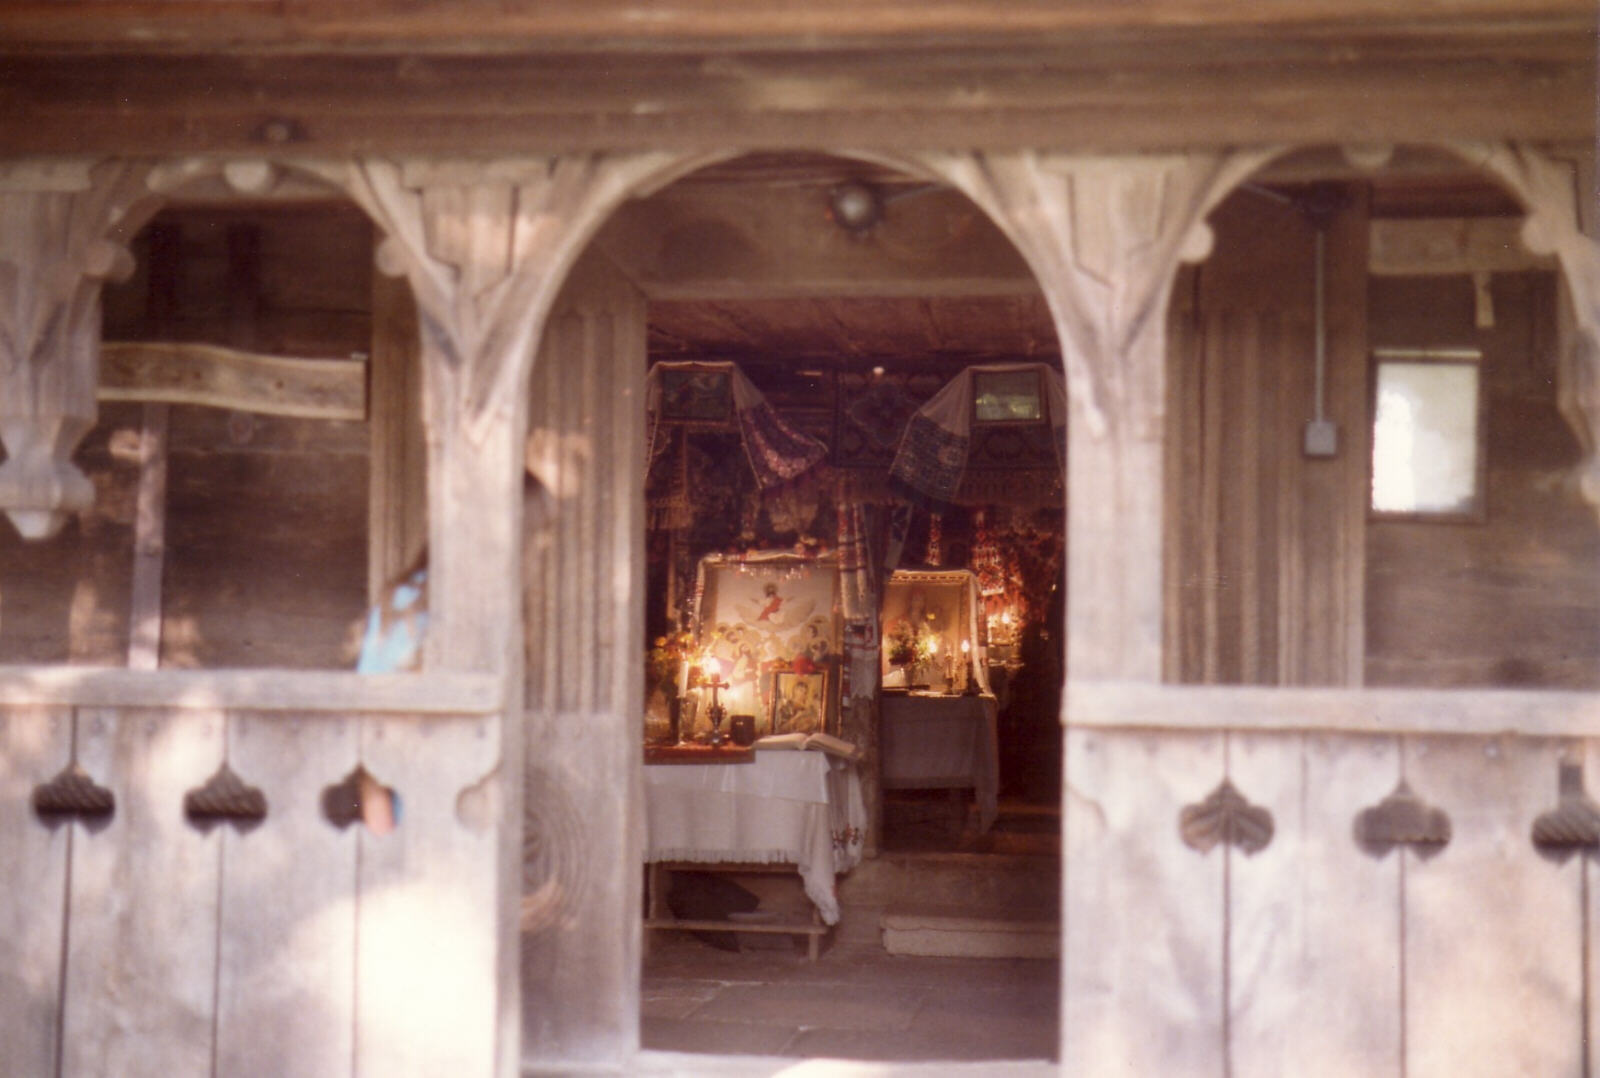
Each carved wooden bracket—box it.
[1531,760,1600,863]
[1353,778,1452,860]
[183,762,267,833]
[0,158,164,538]
[1179,777,1274,856]
[1451,142,1600,508]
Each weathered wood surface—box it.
[126,401,168,670]
[0,705,71,1078]
[356,713,503,1078]
[929,150,1272,682]
[367,270,427,604]
[1169,184,1369,686]
[1404,735,1584,1075]
[1228,732,1402,1076]
[521,250,647,1067]
[60,706,225,1078]
[0,160,163,539]
[99,341,367,420]
[1367,272,1600,689]
[0,23,1590,154]
[0,666,500,713]
[1370,217,1557,277]
[1067,681,1600,737]
[1063,727,1225,1072]
[213,710,358,1078]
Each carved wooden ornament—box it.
[32,761,115,830]
[1180,777,1274,856]
[183,762,267,833]
[1353,778,1452,860]
[1531,761,1600,863]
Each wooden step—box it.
[879,909,1060,959]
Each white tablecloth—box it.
[642,752,866,924]
[879,691,1000,831]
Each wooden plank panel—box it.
[213,710,359,1078]
[100,341,367,420]
[1062,727,1225,1073]
[522,249,647,1067]
[1405,735,1583,1076]
[0,705,72,1077]
[61,706,226,1078]
[1585,741,1600,1078]
[355,713,502,1078]
[1229,731,1402,1077]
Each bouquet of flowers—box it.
[884,619,933,667]
[647,629,696,697]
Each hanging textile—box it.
[887,362,1068,511]
[645,361,828,491]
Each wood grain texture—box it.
[1227,732,1402,1077]
[367,271,427,604]
[1404,735,1584,1076]
[522,250,647,1067]
[0,705,72,1078]
[60,706,226,1078]
[355,713,502,1078]
[1067,681,1600,738]
[212,710,359,1078]
[1062,727,1225,1073]
[0,666,500,713]
[98,342,366,420]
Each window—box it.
[1369,347,1484,519]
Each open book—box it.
[752,731,861,761]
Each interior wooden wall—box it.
[1366,271,1600,688]
[1166,183,1370,686]
[0,204,372,668]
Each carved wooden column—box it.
[520,249,648,1067]
[324,152,711,1074]
[0,159,161,539]
[928,150,1274,681]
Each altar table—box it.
[879,691,1000,832]
[642,751,866,927]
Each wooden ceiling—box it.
[594,149,1538,366]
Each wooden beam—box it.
[99,341,366,420]
[1067,680,1600,738]
[0,40,1589,156]
[0,666,501,713]
[1370,217,1560,275]
[0,1,1590,52]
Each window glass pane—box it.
[973,370,1041,422]
[1370,360,1480,514]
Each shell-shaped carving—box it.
[1531,762,1600,863]
[1179,778,1273,856]
[183,763,267,833]
[1354,779,1451,860]
[32,763,115,829]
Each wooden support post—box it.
[923,149,1278,1072]
[0,159,162,539]
[367,270,427,603]
[324,151,712,1075]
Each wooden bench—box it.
[644,861,831,961]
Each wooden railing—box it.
[1064,681,1600,1076]
[0,666,508,1078]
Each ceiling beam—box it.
[0,31,1590,155]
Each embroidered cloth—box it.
[647,361,828,491]
[887,362,1067,510]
